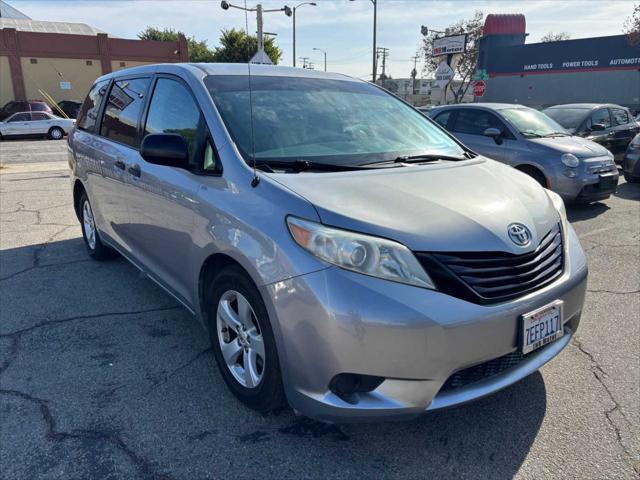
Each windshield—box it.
[205,75,464,166]
[542,107,588,130]
[500,108,568,137]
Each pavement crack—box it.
[144,348,212,395]
[0,258,91,282]
[587,288,640,295]
[0,389,173,480]
[572,338,638,475]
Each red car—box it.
[0,100,53,121]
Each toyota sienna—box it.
[69,64,588,422]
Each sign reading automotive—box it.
[434,61,454,88]
[473,80,486,97]
[433,34,467,56]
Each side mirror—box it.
[140,134,189,169]
[483,127,503,144]
[590,123,606,132]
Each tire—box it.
[79,192,116,260]
[48,127,64,140]
[623,173,640,183]
[207,265,286,412]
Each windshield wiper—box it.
[363,152,470,166]
[521,130,545,138]
[255,159,399,173]
[544,131,570,137]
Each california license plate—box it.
[521,300,564,354]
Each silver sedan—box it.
[0,111,75,140]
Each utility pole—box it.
[376,47,389,81]
[299,56,310,68]
[410,54,419,94]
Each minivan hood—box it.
[528,135,609,157]
[270,158,559,253]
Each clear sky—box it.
[11,0,636,79]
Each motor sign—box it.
[433,34,467,56]
[474,80,486,97]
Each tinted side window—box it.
[9,113,30,122]
[144,78,201,161]
[77,80,109,132]
[434,111,451,129]
[451,109,504,136]
[612,108,629,126]
[589,109,611,129]
[101,78,150,147]
[32,112,49,120]
[31,103,49,112]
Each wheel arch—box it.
[514,163,549,188]
[72,179,86,221]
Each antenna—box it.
[244,0,260,187]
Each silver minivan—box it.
[430,103,618,203]
[69,64,588,422]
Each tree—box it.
[540,32,571,42]
[420,11,484,104]
[212,29,282,65]
[624,3,640,46]
[138,27,215,63]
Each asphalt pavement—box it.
[1,139,638,479]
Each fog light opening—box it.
[329,373,384,404]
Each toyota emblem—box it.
[508,223,532,247]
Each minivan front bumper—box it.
[261,224,587,422]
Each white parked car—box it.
[0,111,75,140]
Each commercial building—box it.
[475,14,640,111]
[0,1,188,107]
[378,77,473,106]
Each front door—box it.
[124,76,211,306]
[4,113,32,135]
[448,108,515,163]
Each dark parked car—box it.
[622,134,640,183]
[543,104,640,162]
[0,100,53,121]
[56,100,82,119]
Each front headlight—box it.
[287,216,435,289]
[561,153,580,168]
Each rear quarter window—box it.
[77,80,109,132]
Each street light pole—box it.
[349,0,377,82]
[292,2,316,67]
[313,47,326,71]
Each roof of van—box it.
[96,63,360,83]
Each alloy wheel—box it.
[216,290,265,388]
[82,200,96,250]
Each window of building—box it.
[76,79,109,132]
[30,58,37,64]
[144,78,211,167]
[86,60,93,66]
[451,109,506,136]
[100,77,150,147]
[611,108,629,126]
[120,62,126,67]
[589,109,611,129]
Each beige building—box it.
[0,1,187,107]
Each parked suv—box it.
[430,103,618,203]
[543,103,640,162]
[69,64,587,422]
[0,100,53,121]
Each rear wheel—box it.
[207,265,285,412]
[624,173,640,183]
[79,192,116,260]
[48,127,64,140]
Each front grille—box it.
[416,224,563,305]
[440,350,525,392]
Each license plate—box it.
[521,301,563,354]
[599,175,616,189]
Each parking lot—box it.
[0,139,638,479]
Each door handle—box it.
[114,160,126,170]
[128,164,141,177]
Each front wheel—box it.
[79,192,116,260]
[207,265,285,412]
[48,127,64,140]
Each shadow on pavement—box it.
[614,181,640,201]
[566,202,610,222]
[0,238,547,479]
